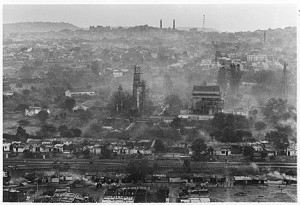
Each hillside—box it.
[3,22,80,33]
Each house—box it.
[63,144,73,154]
[85,172,97,180]
[12,144,26,153]
[113,146,130,155]
[41,144,55,153]
[54,144,64,152]
[214,146,232,156]
[92,145,102,155]
[263,144,277,156]
[113,70,123,78]
[250,143,264,152]
[51,192,85,203]
[65,90,96,97]
[286,143,297,156]
[73,144,84,153]
[25,106,50,116]
[234,175,267,185]
[3,143,11,152]
[29,144,43,153]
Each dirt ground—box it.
[209,184,297,202]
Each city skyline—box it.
[3,4,298,32]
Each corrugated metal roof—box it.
[193,85,220,92]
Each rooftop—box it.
[193,85,220,93]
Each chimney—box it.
[160,19,162,29]
[173,19,175,30]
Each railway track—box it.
[3,159,296,171]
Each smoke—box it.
[282,174,297,181]
[278,118,296,131]
[198,130,210,142]
[267,171,284,180]
[229,163,260,176]
[249,162,259,172]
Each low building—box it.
[286,143,297,156]
[3,143,11,152]
[25,106,50,117]
[65,90,96,97]
[214,146,232,156]
[92,145,102,155]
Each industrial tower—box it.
[160,19,162,29]
[280,61,288,100]
[173,19,175,30]
[133,65,146,113]
[202,15,205,31]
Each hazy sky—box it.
[3,4,298,32]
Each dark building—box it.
[191,85,223,115]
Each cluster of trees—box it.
[58,125,82,138]
[125,159,158,184]
[217,63,243,95]
[210,113,253,143]
[261,98,296,125]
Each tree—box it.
[78,110,92,124]
[126,159,150,184]
[91,60,99,75]
[170,117,181,129]
[19,64,35,79]
[153,139,165,153]
[265,130,289,152]
[163,74,173,95]
[18,119,30,126]
[16,126,27,137]
[36,110,49,124]
[254,121,266,132]
[261,98,288,122]
[22,89,30,96]
[83,149,91,159]
[228,63,242,94]
[191,138,207,158]
[15,104,29,112]
[217,67,228,92]
[164,95,183,115]
[39,124,57,137]
[235,129,252,142]
[64,98,76,111]
[85,123,103,137]
[71,128,82,138]
[60,130,74,138]
[243,145,255,161]
[101,144,112,159]
[58,125,68,132]
[260,150,268,160]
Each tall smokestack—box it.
[264,30,267,44]
[160,19,162,29]
[173,19,175,30]
[203,15,205,31]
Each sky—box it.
[2,4,298,32]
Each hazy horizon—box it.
[3,4,297,32]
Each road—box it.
[3,158,296,171]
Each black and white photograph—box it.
[2,0,298,203]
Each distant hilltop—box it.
[177,27,219,32]
[3,22,80,33]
